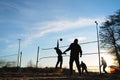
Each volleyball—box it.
[60,38,63,41]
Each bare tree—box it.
[27,60,35,67]
[0,60,6,67]
[100,9,120,67]
[5,61,16,67]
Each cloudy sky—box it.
[0,0,120,68]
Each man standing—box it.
[100,57,107,73]
[64,39,82,75]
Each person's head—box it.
[74,39,78,44]
[101,57,104,60]
[81,61,83,63]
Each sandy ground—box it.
[0,72,120,80]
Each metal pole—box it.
[17,39,21,67]
[95,21,101,74]
[19,52,22,67]
[36,46,39,68]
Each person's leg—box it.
[56,57,60,69]
[85,68,88,74]
[55,60,59,69]
[60,57,63,69]
[75,59,81,75]
[82,68,84,74]
[69,58,74,75]
[103,66,107,73]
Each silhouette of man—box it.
[100,57,107,73]
[81,61,88,74]
[54,47,64,69]
[64,39,82,75]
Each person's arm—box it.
[79,46,82,57]
[63,44,71,53]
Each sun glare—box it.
[100,54,114,73]
[101,54,114,66]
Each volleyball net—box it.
[39,40,108,72]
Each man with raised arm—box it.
[64,39,82,75]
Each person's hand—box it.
[63,52,66,54]
[63,51,65,53]
[80,55,82,57]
